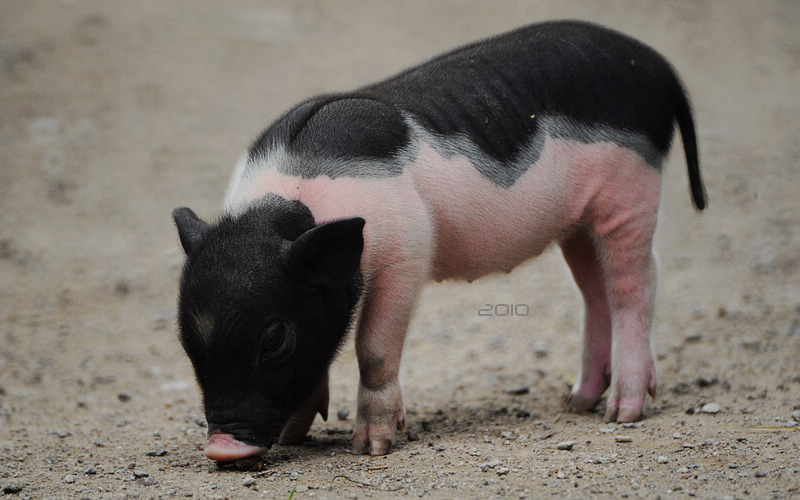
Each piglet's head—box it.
[172,196,364,461]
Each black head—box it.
[172,194,364,449]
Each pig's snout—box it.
[203,407,280,461]
[204,430,271,462]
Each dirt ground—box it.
[2,1,799,498]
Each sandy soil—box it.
[2,1,799,498]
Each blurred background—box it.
[1,1,798,497]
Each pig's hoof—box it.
[352,413,404,456]
[352,426,395,455]
[603,403,643,423]
[603,386,654,422]
[353,380,405,455]
[567,392,601,412]
[603,372,656,422]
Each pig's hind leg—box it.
[588,164,661,422]
[560,229,613,412]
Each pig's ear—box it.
[173,207,209,256]
[284,217,365,287]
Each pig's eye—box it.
[259,322,295,365]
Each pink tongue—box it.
[204,431,269,461]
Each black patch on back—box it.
[362,20,682,164]
[249,95,410,178]
[247,20,688,183]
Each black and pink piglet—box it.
[173,20,706,461]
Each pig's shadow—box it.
[214,395,673,472]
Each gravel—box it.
[556,441,576,450]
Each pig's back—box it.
[362,20,683,168]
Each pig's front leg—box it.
[278,372,329,445]
[352,267,423,456]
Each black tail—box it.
[675,87,707,210]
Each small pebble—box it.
[481,459,503,471]
[3,486,24,494]
[672,432,683,439]
[682,329,702,342]
[615,435,632,443]
[55,429,71,438]
[337,409,349,420]
[146,450,168,457]
[496,467,510,476]
[138,476,157,486]
[242,475,256,487]
[132,470,149,478]
[64,475,76,484]
[507,386,530,395]
[656,456,669,464]
[792,410,800,421]
[117,392,132,402]
[556,441,575,450]
[84,466,97,475]
[701,403,721,414]
[533,341,549,358]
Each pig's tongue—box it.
[204,431,269,461]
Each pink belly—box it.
[409,138,653,282]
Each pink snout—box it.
[204,430,269,461]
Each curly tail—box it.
[675,87,707,210]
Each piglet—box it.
[173,20,706,461]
